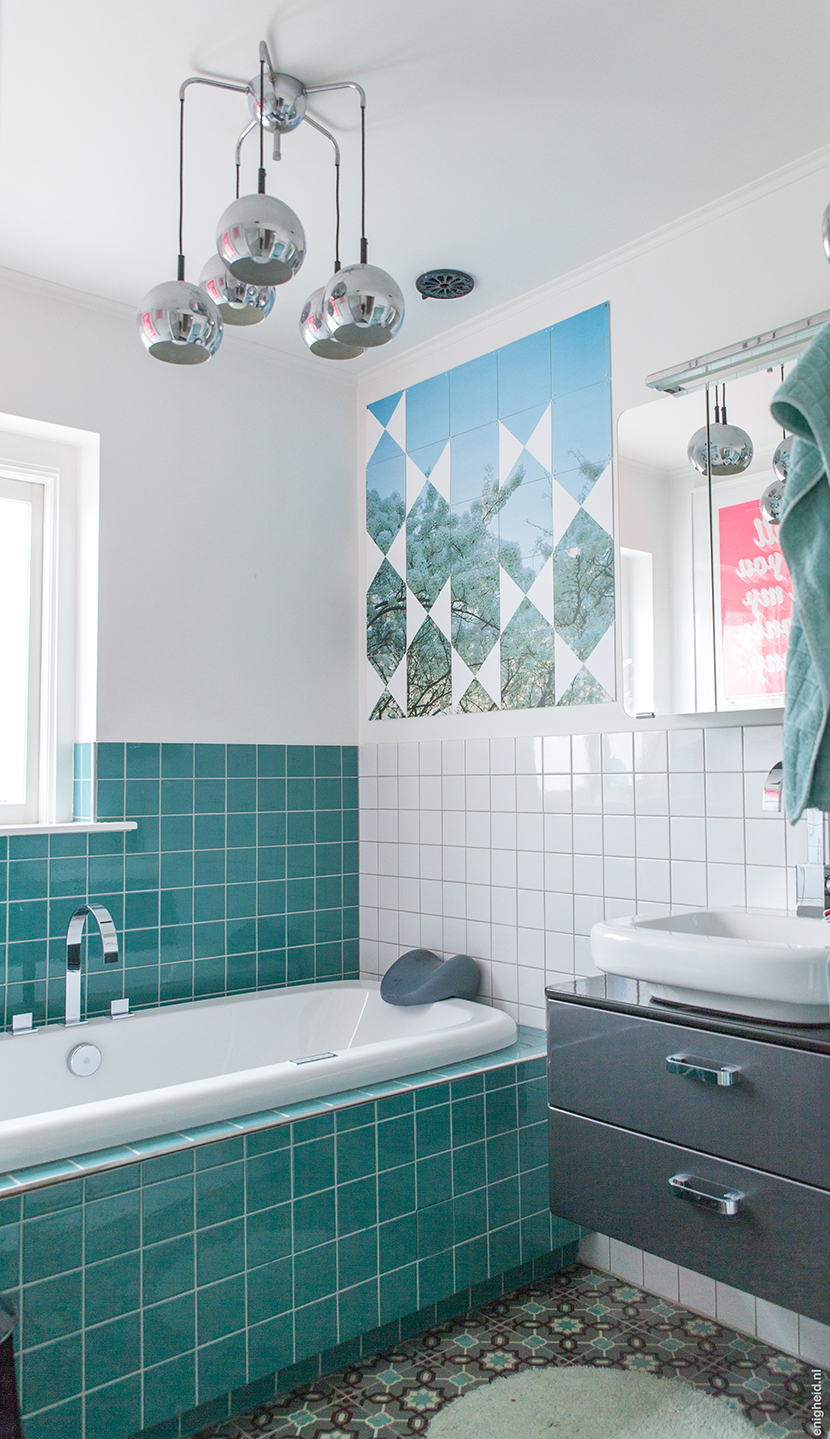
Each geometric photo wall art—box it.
[366,302,615,718]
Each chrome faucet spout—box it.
[65,904,120,1027]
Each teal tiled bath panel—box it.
[0,1050,579,1439]
[0,743,359,1031]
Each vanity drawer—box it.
[548,1107,830,1323]
[546,1000,830,1190]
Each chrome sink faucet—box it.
[65,904,120,1027]
[763,766,830,918]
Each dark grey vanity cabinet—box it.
[546,980,830,1324]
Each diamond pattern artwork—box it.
[366,303,615,716]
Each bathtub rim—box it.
[0,1021,544,1199]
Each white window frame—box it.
[0,417,100,827]
[0,471,47,823]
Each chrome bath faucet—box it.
[65,904,120,1027]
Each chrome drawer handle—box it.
[666,1053,742,1087]
[669,1172,744,1215]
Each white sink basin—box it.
[591,907,830,1025]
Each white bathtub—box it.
[0,981,517,1173]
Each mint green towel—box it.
[771,322,830,822]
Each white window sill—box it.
[0,821,137,837]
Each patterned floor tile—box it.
[195,1264,825,1439]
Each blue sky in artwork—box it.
[409,440,447,480]
[501,403,548,447]
[499,475,552,557]
[551,380,612,476]
[550,303,610,397]
[497,330,551,418]
[368,392,402,427]
[368,428,404,467]
[406,373,450,452]
[366,451,406,503]
[449,352,498,434]
[451,423,498,504]
[504,449,548,489]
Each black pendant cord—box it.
[177,94,185,281]
[334,156,341,271]
[258,59,266,194]
[722,383,728,426]
[235,161,240,200]
[780,365,787,439]
[360,99,367,265]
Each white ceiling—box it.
[1,0,829,367]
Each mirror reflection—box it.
[618,364,799,717]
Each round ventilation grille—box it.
[415,269,475,299]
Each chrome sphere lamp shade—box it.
[300,286,364,359]
[199,254,274,326]
[687,385,753,477]
[137,94,222,364]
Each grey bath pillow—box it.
[380,950,481,1005]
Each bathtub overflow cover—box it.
[68,1043,102,1077]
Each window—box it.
[0,474,44,822]
[0,419,99,828]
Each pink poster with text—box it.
[718,499,792,703]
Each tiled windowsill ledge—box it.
[0,821,137,837]
[0,1025,546,1198]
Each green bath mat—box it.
[426,1365,757,1438]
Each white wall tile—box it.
[490,774,517,812]
[634,730,667,773]
[572,853,603,895]
[377,776,398,809]
[515,737,543,773]
[398,742,419,775]
[420,810,442,844]
[377,908,399,943]
[746,864,788,909]
[603,732,633,773]
[642,1251,679,1302]
[377,843,399,875]
[466,812,491,848]
[706,863,747,907]
[670,816,706,861]
[492,848,517,887]
[490,960,518,1001]
[359,776,379,809]
[742,724,783,773]
[443,811,466,847]
[420,878,443,913]
[579,1231,611,1270]
[704,771,744,819]
[361,810,378,843]
[636,816,670,859]
[573,936,602,975]
[745,817,786,867]
[442,846,466,883]
[572,733,602,772]
[398,775,420,810]
[604,856,636,900]
[756,1298,800,1357]
[517,888,545,929]
[465,775,490,810]
[517,926,545,967]
[608,1238,644,1285]
[517,773,544,812]
[398,877,420,912]
[603,773,634,814]
[573,814,603,854]
[377,810,398,843]
[705,817,744,865]
[420,845,442,880]
[670,859,707,906]
[678,1266,717,1318]
[704,726,743,772]
[636,858,670,903]
[668,728,704,772]
[669,772,705,817]
[377,744,398,775]
[444,916,468,953]
[518,850,545,890]
[574,894,604,935]
[572,773,603,812]
[442,774,466,811]
[543,774,572,812]
[377,874,399,908]
[491,812,517,848]
[489,736,516,773]
[491,924,518,963]
[634,773,669,816]
[465,737,490,773]
[491,887,518,926]
[399,911,421,948]
[398,811,420,844]
[543,734,571,773]
[466,919,491,960]
[715,1282,756,1334]
[419,775,442,809]
[419,741,442,775]
[359,745,378,776]
[546,933,574,968]
[517,813,544,851]
[546,890,574,932]
[799,1314,830,1369]
[743,769,782,821]
[603,815,636,857]
[545,852,574,891]
[604,896,638,922]
[545,815,573,853]
[467,848,490,886]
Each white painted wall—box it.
[0,271,359,744]
[356,145,830,742]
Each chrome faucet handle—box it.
[763,762,783,812]
[11,1013,33,1035]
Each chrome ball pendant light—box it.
[137,94,223,364]
[687,385,753,477]
[139,41,403,365]
[772,432,793,482]
[216,192,305,287]
[138,280,222,363]
[822,200,830,262]
[200,254,274,325]
[759,478,786,525]
[300,286,364,359]
[323,262,404,347]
